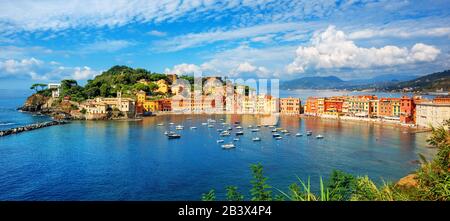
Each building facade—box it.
[279,97,301,115]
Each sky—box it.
[0,0,449,89]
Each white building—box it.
[47,83,61,98]
[416,101,450,128]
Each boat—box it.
[306,131,312,136]
[207,119,216,123]
[220,131,231,136]
[248,125,253,128]
[251,128,260,132]
[316,134,324,139]
[221,143,236,149]
[157,123,164,126]
[271,129,277,132]
[169,122,174,125]
[217,139,225,143]
[285,133,291,136]
[190,126,197,130]
[217,129,223,132]
[208,124,214,128]
[295,133,302,137]
[252,137,261,141]
[168,133,181,139]
[256,125,261,128]
[233,138,240,141]
[201,123,208,126]
[227,127,233,131]
[272,133,281,137]
[235,131,244,136]
[281,129,289,133]
[236,126,243,129]
[164,131,169,135]
[175,125,184,130]
[268,125,275,128]
[275,136,283,140]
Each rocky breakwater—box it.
[0,121,69,137]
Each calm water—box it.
[0,89,437,200]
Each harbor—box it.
[0,120,69,137]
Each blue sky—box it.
[0,0,449,89]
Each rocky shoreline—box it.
[0,121,69,137]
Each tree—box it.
[30,83,47,92]
[250,163,272,201]
[201,189,216,201]
[226,186,244,201]
[326,170,357,201]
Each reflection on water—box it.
[0,114,436,200]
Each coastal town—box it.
[27,72,449,129]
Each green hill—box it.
[382,70,450,92]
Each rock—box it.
[20,94,50,112]
[396,174,418,189]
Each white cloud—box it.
[154,22,302,51]
[147,30,167,37]
[286,26,441,74]
[81,40,133,53]
[0,58,99,81]
[348,27,450,39]
[71,66,98,80]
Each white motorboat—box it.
[220,131,231,136]
[190,126,197,129]
[217,139,225,143]
[251,128,260,132]
[306,131,312,136]
[272,133,281,137]
[235,131,244,136]
[157,123,164,126]
[233,138,240,141]
[221,143,236,149]
[175,125,184,130]
[201,123,208,126]
[208,124,214,128]
[236,126,243,129]
[275,136,283,140]
[168,133,181,139]
[252,137,261,141]
[169,122,174,125]
[316,134,324,139]
[295,133,302,137]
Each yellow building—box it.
[156,79,169,94]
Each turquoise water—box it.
[0,90,436,200]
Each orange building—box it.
[378,98,401,118]
[279,97,301,115]
[324,97,344,114]
[304,97,318,115]
[400,96,416,124]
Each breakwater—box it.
[0,121,69,137]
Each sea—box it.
[0,89,437,200]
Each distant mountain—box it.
[280,72,443,91]
[281,76,348,89]
[381,70,450,92]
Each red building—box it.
[158,99,172,111]
[324,97,344,113]
[400,96,416,124]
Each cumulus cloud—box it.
[286,26,441,74]
[0,58,99,81]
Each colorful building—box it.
[304,97,318,115]
[400,96,416,124]
[323,97,344,115]
[348,95,377,117]
[279,97,301,115]
[378,98,401,119]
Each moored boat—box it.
[217,139,225,143]
[168,133,181,139]
[316,134,324,139]
[252,137,261,141]
[235,131,244,136]
[221,143,236,149]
